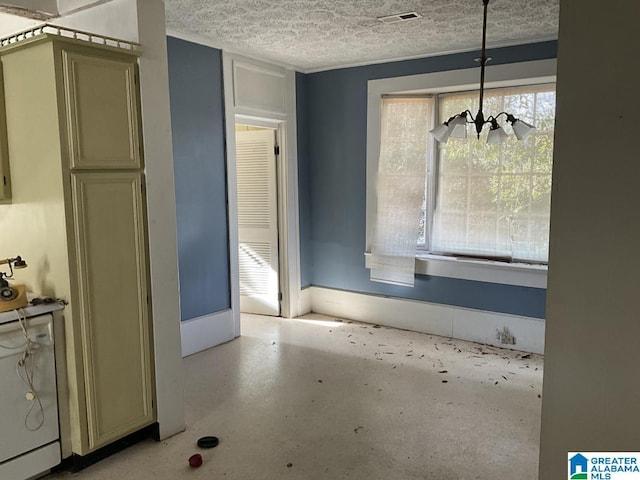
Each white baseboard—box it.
[309,286,545,354]
[298,287,312,316]
[180,309,237,357]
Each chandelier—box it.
[429,0,535,144]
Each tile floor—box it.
[49,313,544,479]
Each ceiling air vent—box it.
[376,11,422,24]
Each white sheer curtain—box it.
[370,96,433,286]
[431,84,555,263]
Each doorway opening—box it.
[235,123,281,316]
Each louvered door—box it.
[236,129,280,316]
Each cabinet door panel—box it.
[63,51,141,169]
[71,172,153,450]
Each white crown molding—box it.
[167,28,555,74]
[166,28,298,71]
[302,35,558,74]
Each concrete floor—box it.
[49,313,544,479]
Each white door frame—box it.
[223,52,301,333]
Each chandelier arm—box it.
[444,114,460,125]
[477,0,490,115]
[468,0,492,139]
[463,109,475,123]
[467,113,493,127]
[491,112,511,122]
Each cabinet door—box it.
[71,172,153,451]
[63,51,142,169]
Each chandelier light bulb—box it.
[511,119,536,140]
[447,115,468,139]
[487,124,508,144]
[429,123,451,143]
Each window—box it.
[428,84,556,263]
[365,59,557,286]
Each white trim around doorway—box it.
[222,52,302,329]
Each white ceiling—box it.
[164,0,559,72]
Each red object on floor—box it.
[189,453,203,468]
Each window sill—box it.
[365,252,547,288]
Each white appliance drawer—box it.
[0,314,60,465]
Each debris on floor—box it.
[188,453,203,468]
[47,313,545,480]
[197,436,219,449]
[496,327,517,345]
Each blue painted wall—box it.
[167,37,231,321]
[299,41,557,319]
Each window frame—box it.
[365,59,556,288]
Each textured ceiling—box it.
[165,0,559,72]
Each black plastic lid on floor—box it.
[197,436,219,449]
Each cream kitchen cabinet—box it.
[0,30,154,456]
